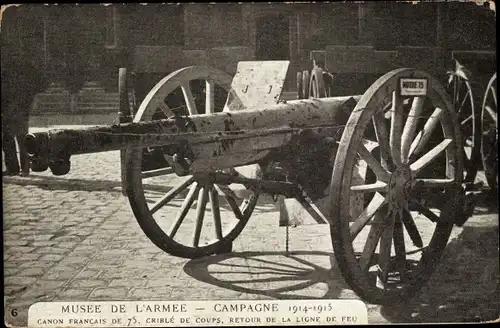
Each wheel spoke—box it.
[181,82,198,115]
[350,181,387,193]
[410,138,452,173]
[409,107,444,156]
[359,204,388,272]
[357,144,391,182]
[373,112,392,169]
[489,86,497,107]
[461,114,474,126]
[350,193,387,239]
[401,207,423,248]
[409,199,439,223]
[377,211,396,289]
[457,89,471,114]
[485,105,498,124]
[192,185,209,247]
[156,100,171,117]
[401,96,425,164]
[216,184,241,202]
[393,214,407,278]
[205,80,215,114]
[167,182,200,239]
[414,178,455,189]
[142,167,174,179]
[150,176,195,214]
[209,187,223,240]
[390,91,404,166]
[452,76,460,106]
[215,185,244,220]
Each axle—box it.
[25,96,360,175]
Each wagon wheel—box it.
[296,71,303,100]
[309,67,328,98]
[125,66,259,259]
[302,70,310,99]
[330,68,463,304]
[480,72,497,192]
[447,61,481,185]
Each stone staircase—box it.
[77,82,121,114]
[33,82,133,115]
[32,83,72,114]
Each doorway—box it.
[255,14,290,60]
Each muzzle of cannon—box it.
[25,61,473,305]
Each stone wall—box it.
[323,46,398,74]
[315,45,448,75]
[184,4,243,49]
[132,46,253,75]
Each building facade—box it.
[1,2,496,113]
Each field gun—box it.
[25,61,475,305]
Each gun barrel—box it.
[26,118,185,158]
[25,96,360,174]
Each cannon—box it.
[25,61,473,305]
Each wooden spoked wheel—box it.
[125,66,259,259]
[481,72,497,192]
[448,63,481,184]
[302,70,310,99]
[309,67,328,98]
[330,68,463,304]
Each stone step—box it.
[82,81,103,87]
[77,102,121,107]
[37,93,123,99]
[74,110,119,114]
[79,90,107,94]
[36,94,72,102]
[36,101,71,106]
[77,107,119,111]
[76,97,120,104]
[33,105,129,112]
[79,93,120,97]
[37,100,133,106]
[36,98,120,106]
[44,89,70,94]
[35,104,132,112]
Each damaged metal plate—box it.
[221,61,289,180]
[224,61,290,112]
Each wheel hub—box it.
[387,165,414,211]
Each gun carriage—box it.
[26,61,474,305]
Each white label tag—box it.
[400,78,428,96]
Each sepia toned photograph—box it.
[2,1,498,326]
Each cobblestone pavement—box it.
[3,125,499,326]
